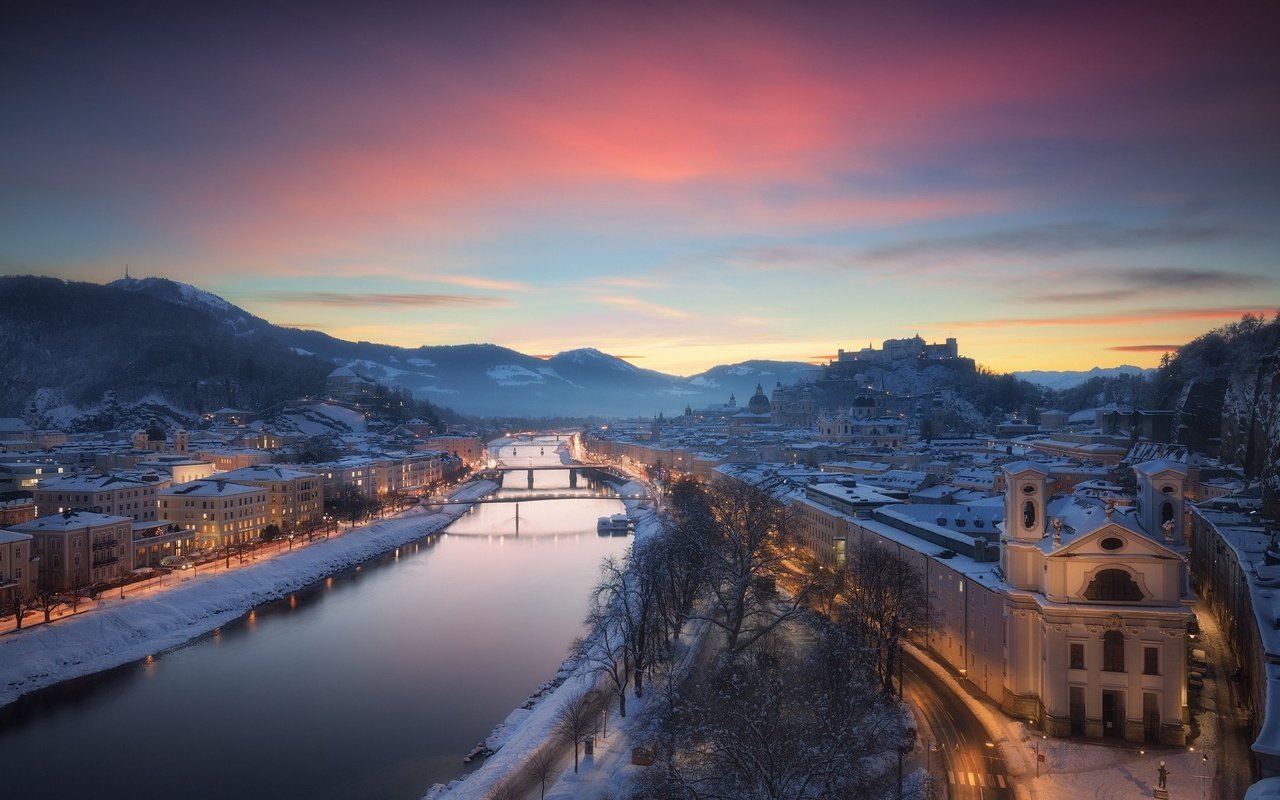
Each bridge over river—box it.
[477,462,634,490]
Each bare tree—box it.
[31,589,61,623]
[523,745,559,800]
[839,544,931,695]
[68,575,92,613]
[7,585,29,631]
[578,581,631,718]
[695,477,815,659]
[554,690,597,774]
[633,636,901,800]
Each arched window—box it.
[1023,500,1036,529]
[1102,631,1125,672]
[1084,569,1144,602]
[1161,501,1174,526]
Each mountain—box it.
[0,275,333,429]
[2,275,819,421]
[1014,365,1154,391]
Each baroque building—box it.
[1001,460,1190,744]
[788,458,1192,746]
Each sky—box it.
[3,0,1279,376]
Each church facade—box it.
[1001,461,1191,745]
[791,458,1193,746]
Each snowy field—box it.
[0,480,497,709]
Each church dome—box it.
[747,384,771,414]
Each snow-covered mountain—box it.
[1014,365,1154,390]
[110,276,267,334]
[5,273,819,417]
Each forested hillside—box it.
[0,275,332,419]
[1154,314,1280,515]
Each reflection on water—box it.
[0,438,630,800]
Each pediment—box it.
[1050,521,1180,561]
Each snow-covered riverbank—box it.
[0,480,498,709]
[426,497,663,800]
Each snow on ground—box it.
[905,639,1219,800]
[304,401,369,431]
[426,497,665,800]
[542,604,710,800]
[0,480,497,710]
[487,364,545,386]
[1023,737,1212,800]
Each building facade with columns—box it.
[780,459,1192,746]
[1001,460,1191,745]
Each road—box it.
[903,652,1014,800]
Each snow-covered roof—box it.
[0,529,33,544]
[11,510,132,531]
[1002,460,1051,476]
[160,480,262,497]
[1132,458,1189,478]
[215,465,321,482]
[35,473,151,492]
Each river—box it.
[0,437,631,799]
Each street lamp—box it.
[1200,752,1209,800]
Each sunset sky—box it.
[3,1,1278,375]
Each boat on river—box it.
[597,514,633,535]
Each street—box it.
[904,651,1014,800]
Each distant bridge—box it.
[482,462,630,489]
[428,487,648,506]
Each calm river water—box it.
[0,438,631,799]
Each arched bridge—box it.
[481,462,631,489]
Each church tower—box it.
[1001,461,1053,590]
[1003,461,1052,543]
[1133,460,1188,544]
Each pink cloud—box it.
[128,3,1275,262]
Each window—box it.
[1102,631,1125,672]
[1023,500,1037,528]
[1084,569,1144,602]
[1070,642,1085,669]
[1143,647,1159,675]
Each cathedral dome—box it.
[747,384,771,414]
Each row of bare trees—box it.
[503,474,931,800]
[622,475,931,800]
[4,580,96,631]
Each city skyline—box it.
[3,1,1279,375]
